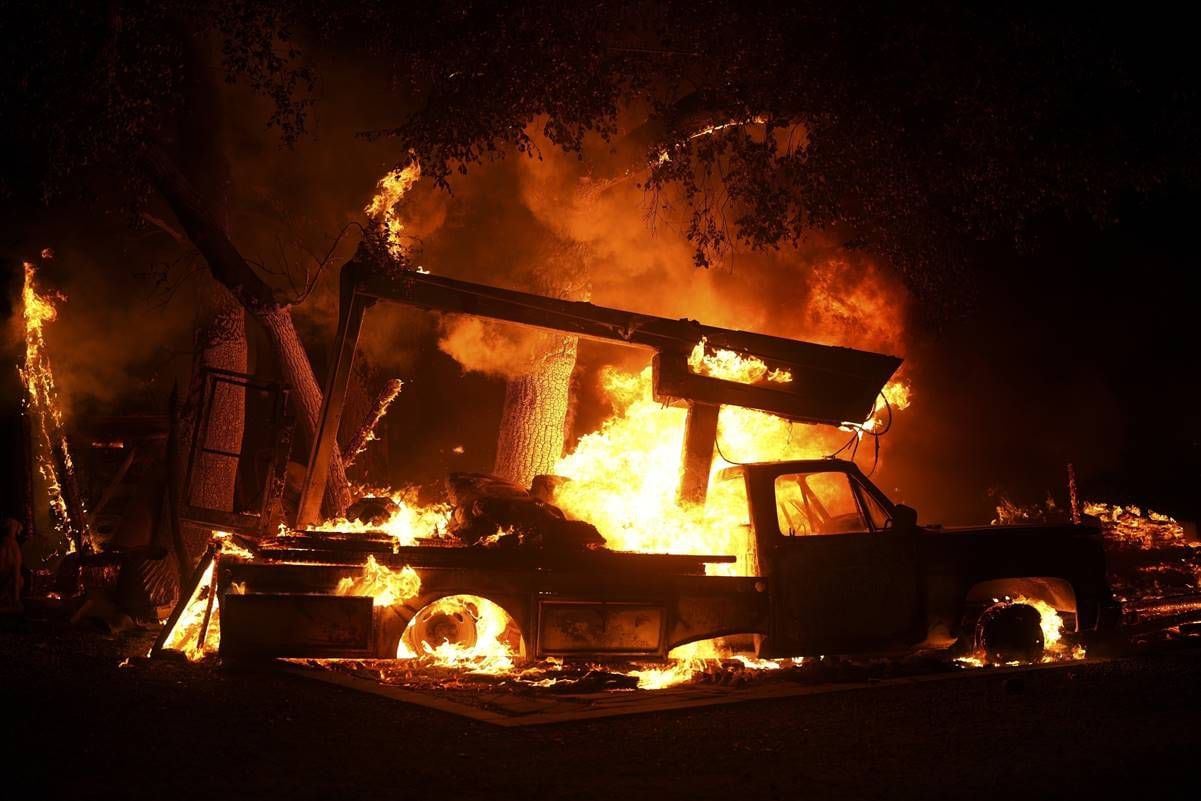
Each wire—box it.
[825,389,893,477]
[714,433,751,466]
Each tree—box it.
[4,0,1197,511]
[1,3,351,522]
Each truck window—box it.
[856,485,892,531]
[774,472,869,535]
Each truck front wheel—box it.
[974,602,1045,664]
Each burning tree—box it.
[2,2,1198,538]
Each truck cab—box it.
[724,458,1117,659]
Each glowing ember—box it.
[688,337,793,385]
[335,556,421,607]
[365,163,422,261]
[1084,502,1192,549]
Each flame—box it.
[859,376,912,434]
[688,337,793,385]
[311,488,453,550]
[365,163,422,260]
[398,594,521,674]
[335,556,421,607]
[552,365,849,576]
[160,558,220,662]
[19,262,85,557]
[1083,502,1191,549]
[158,533,256,661]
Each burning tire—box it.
[405,599,480,653]
[974,602,1045,664]
[398,594,524,663]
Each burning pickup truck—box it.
[159,264,1120,668]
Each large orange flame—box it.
[365,163,422,261]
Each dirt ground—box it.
[3,621,1200,801]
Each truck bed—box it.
[254,530,736,576]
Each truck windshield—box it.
[774,471,870,535]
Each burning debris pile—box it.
[1088,503,1201,598]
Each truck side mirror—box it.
[892,504,918,531]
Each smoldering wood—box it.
[342,378,403,468]
[52,434,91,553]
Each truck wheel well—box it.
[964,577,1077,613]
[384,593,527,660]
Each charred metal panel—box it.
[219,594,374,658]
[538,600,666,656]
[654,351,889,428]
[666,576,769,649]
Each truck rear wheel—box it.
[974,602,1045,664]
[405,599,480,654]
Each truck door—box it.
[766,470,925,656]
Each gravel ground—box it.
[3,621,1200,801]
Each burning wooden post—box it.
[343,378,403,469]
[19,262,92,557]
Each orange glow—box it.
[397,594,522,674]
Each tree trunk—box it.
[492,239,587,487]
[178,282,247,560]
[143,145,352,518]
[257,305,353,514]
[493,332,577,487]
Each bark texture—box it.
[143,145,351,518]
[491,239,588,488]
[493,332,577,487]
[185,288,247,512]
[258,306,353,515]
